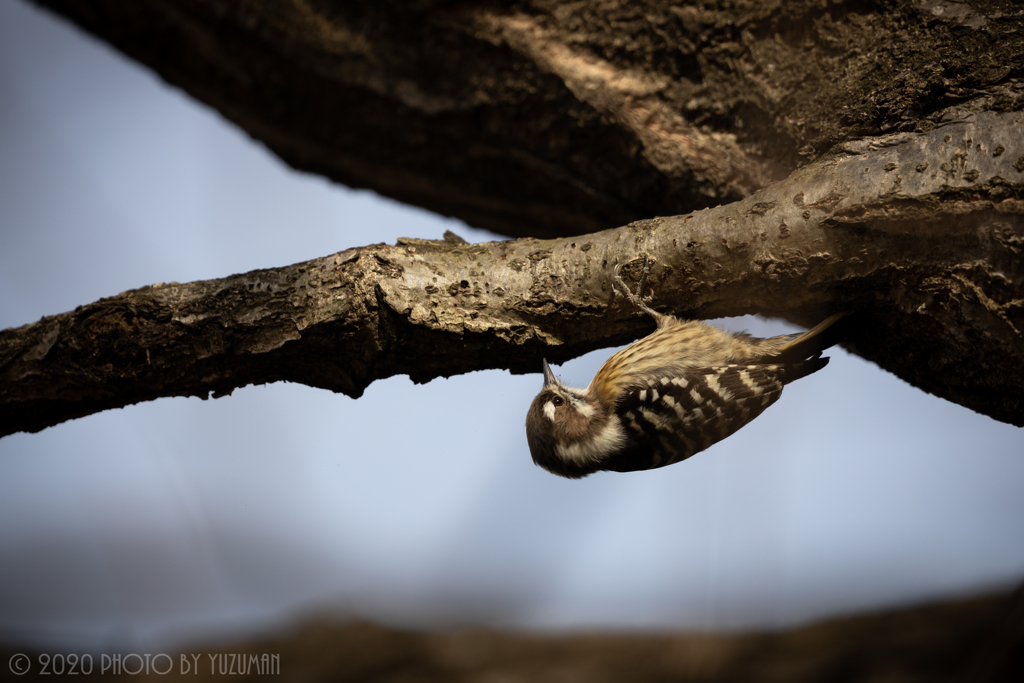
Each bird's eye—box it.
[552,396,564,407]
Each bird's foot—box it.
[613,255,660,320]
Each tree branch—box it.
[30,0,1024,238]
[3,110,1023,436]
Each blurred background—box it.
[1,0,1022,655]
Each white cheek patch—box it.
[564,388,594,418]
[543,401,556,421]
[575,401,595,419]
[555,419,627,465]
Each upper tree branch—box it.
[3,112,1023,436]
[30,0,1024,238]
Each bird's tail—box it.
[769,312,849,364]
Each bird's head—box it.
[525,359,621,478]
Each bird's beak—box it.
[542,358,556,387]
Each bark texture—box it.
[29,0,1024,238]
[3,0,1023,435]
[3,110,1023,435]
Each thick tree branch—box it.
[3,111,1023,436]
[29,0,1024,238]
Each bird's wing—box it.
[602,364,793,472]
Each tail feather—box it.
[783,355,830,383]
[771,312,849,364]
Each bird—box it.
[525,257,847,478]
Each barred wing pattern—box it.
[602,362,814,473]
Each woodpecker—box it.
[525,258,846,478]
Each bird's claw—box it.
[613,255,659,320]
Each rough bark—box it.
[29,0,1024,239]
[3,110,1023,436]
[3,0,1023,435]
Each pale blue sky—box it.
[1,0,1022,653]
